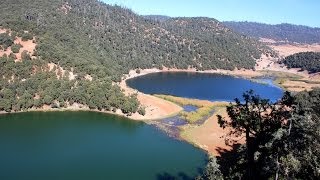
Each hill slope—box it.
[143,15,171,22]
[0,0,271,113]
[224,21,320,44]
[282,52,320,73]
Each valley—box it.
[1,0,320,179]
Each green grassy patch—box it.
[258,70,304,90]
[180,106,215,123]
[154,94,228,124]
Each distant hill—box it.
[143,15,171,22]
[0,0,273,113]
[224,21,320,44]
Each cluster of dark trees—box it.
[0,32,14,50]
[282,52,320,73]
[224,21,320,44]
[197,89,320,179]
[0,55,140,114]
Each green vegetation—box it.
[258,70,304,89]
[224,21,320,44]
[0,55,140,114]
[203,90,320,179]
[282,52,320,73]
[11,43,22,53]
[196,156,224,180]
[0,0,272,74]
[0,0,273,114]
[0,32,14,49]
[180,106,214,123]
[154,94,205,107]
[137,106,146,116]
[21,32,33,41]
[155,95,227,123]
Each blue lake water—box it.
[0,72,284,180]
[126,72,283,102]
[0,112,207,180]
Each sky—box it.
[102,0,320,27]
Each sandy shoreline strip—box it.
[117,67,265,121]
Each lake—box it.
[0,112,207,180]
[0,72,284,180]
[126,72,283,102]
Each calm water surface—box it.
[0,72,283,180]
[127,72,283,102]
[0,112,207,180]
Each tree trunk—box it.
[246,128,254,180]
[275,155,279,180]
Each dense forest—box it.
[282,52,320,73]
[0,0,272,113]
[197,89,320,179]
[224,21,320,44]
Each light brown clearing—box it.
[119,74,183,120]
[281,80,320,92]
[270,43,320,57]
[181,107,244,156]
[13,37,36,61]
[0,29,36,61]
[47,62,77,80]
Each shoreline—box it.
[118,65,320,121]
[0,106,147,120]
[3,64,320,156]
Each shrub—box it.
[9,53,17,59]
[0,33,14,49]
[11,44,22,53]
[21,50,31,60]
[137,106,146,116]
[21,32,33,41]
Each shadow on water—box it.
[156,167,204,180]
[156,172,192,180]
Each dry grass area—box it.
[254,42,320,92]
[271,43,320,57]
[181,107,244,156]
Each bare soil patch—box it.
[181,107,244,156]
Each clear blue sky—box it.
[102,0,320,27]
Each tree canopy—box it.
[207,90,320,179]
[282,52,320,73]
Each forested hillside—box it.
[0,0,271,113]
[282,52,320,73]
[224,21,320,44]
